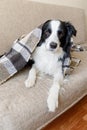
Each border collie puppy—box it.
[25,20,76,112]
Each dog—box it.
[25,20,77,112]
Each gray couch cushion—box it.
[0,0,86,55]
[0,51,87,130]
[0,1,87,130]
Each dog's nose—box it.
[50,42,57,49]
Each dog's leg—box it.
[47,71,63,112]
[63,57,71,75]
[25,66,37,88]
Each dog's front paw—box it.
[47,94,58,112]
[24,79,35,88]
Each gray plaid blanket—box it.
[0,23,85,85]
[0,27,42,85]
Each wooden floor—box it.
[42,96,87,130]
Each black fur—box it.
[59,21,77,69]
[26,59,34,68]
[37,20,76,55]
[37,20,52,46]
[58,21,77,56]
[29,20,77,68]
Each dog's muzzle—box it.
[50,42,57,49]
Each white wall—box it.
[31,0,87,35]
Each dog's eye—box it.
[58,30,64,38]
[44,29,51,37]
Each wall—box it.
[31,0,87,36]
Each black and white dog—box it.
[25,20,76,112]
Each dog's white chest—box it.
[32,45,63,75]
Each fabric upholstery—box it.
[0,50,87,130]
[0,0,87,130]
[0,0,86,55]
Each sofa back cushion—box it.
[0,0,86,54]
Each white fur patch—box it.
[32,44,63,76]
[32,43,64,111]
[47,83,60,112]
[71,37,73,43]
[45,20,61,51]
[25,67,36,88]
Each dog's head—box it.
[38,20,77,52]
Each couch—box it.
[0,0,87,130]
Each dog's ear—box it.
[39,20,51,29]
[37,20,51,46]
[43,20,51,26]
[41,20,51,30]
[62,22,77,52]
[65,22,77,37]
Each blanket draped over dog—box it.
[0,23,86,85]
[0,26,42,85]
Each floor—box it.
[42,96,87,130]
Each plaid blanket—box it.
[0,26,42,85]
[0,23,86,85]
